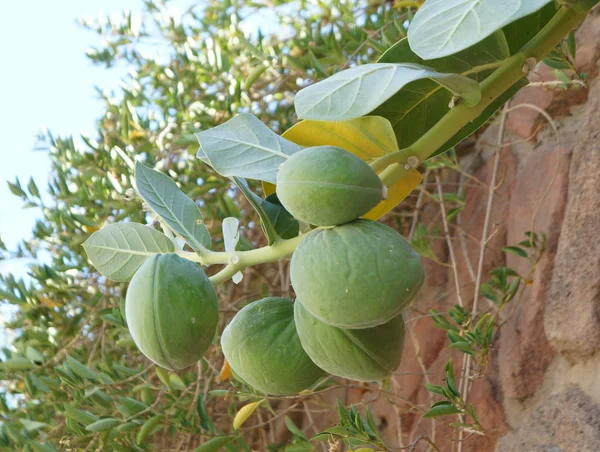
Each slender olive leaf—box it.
[194,436,236,452]
[294,63,481,122]
[136,415,164,445]
[0,357,35,371]
[116,422,140,432]
[26,441,57,452]
[135,161,211,251]
[502,245,528,258]
[448,341,475,354]
[502,3,556,55]
[445,360,460,397]
[197,396,214,433]
[82,222,174,282]
[425,383,446,396]
[222,217,243,284]
[407,0,554,60]
[85,418,120,432]
[117,397,148,415]
[374,33,508,151]
[233,400,263,430]
[284,416,309,441]
[196,113,302,184]
[19,419,50,432]
[423,403,462,418]
[65,356,100,382]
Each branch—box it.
[370,6,586,186]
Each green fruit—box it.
[125,253,218,370]
[276,146,383,226]
[295,301,405,381]
[291,219,424,329]
[221,298,325,395]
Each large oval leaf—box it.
[135,161,211,252]
[196,113,302,183]
[82,223,174,282]
[294,63,481,121]
[407,0,553,59]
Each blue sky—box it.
[0,1,193,278]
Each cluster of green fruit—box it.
[124,147,424,395]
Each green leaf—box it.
[155,367,171,390]
[0,357,35,370]
[65,404,98,425]
[375,33,508,149]
[445,359,460,397]
[65,355,100,382]
[502,245,528,258]
[19,419,49,432]
[117,397,148,415]
[196,113,302,184]
[136,415,164,445]
[284,416,308,441]
[197,396,215,433]
[82,222,175,282]
[425,384,446,396]
[135,161,211,251]
[232,178,298,245]
[26,441,57,452]
[423,402,462,418]
[264,194,300,240]
[502,3,556,55]
[85,418,120,432]
[448,341,475,354]
[194,436,236,452]
[407,0,553,59]
[295,63,480,122]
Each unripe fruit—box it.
[276,146,383,226]
[295,301,405,381]
[125,253,218,370]
[221,298,325,395]
[291,219,424,329]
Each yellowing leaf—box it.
[219,359,232,382]
[281,116,398,158]
[38,296,61,309]
[233,400,263,430]
[263,181,276,197]
[363,169,423,220]
[169,373,186,390]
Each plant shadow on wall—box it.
[0,0,596,451]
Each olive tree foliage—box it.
[0,1,410,450]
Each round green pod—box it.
[125,253,218,370]
[276,146,383,226]
[294,301,405,381]
[291,219,424,329]
[221,298,325,395]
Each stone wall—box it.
[335,10,600,452]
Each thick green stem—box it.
[178,233,307,285]
[372,6,587,187]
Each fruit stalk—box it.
[177,233,309,284]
